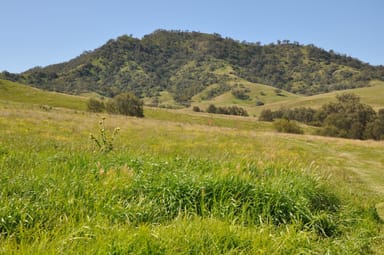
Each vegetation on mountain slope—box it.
[2,30,383,106]
[260,93,384,140]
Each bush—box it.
[106,92,144,117]
[255,100,264,106]
[207,104,248,116]
[87,98,105,112]
[273,119,304,134]
[231,88,250,100]
[192,106,201,112]
[317,93,377,139]
[207,104,217,114]
[105,100,118,114]
[259,109,273,121]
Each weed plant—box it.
[89,117,120,153]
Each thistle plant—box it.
[89,117,120,153]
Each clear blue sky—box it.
[1,0,383,73]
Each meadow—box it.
[1,100,383,254]
[1,80,384,254]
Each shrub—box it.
[255,100,264,106]
[273,119,304,134]
[105,100,118,114]
[106,92,144,117]
[364,119,384,140]
[259,109,273,121]
[87,98,105,112]
[192,106,201,112]
[207,104,248,116]
[317,93,377,139]
[207,104,217,114]
[231,88,250,100]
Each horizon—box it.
[1,0,383,73]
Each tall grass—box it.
[0,105,383,254]
[0,149,381,254]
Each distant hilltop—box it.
[2,29,384,105]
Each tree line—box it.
[259,93,384,140]
[87,92,144,117]
[192,104,249,117]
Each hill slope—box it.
[0,79,87,110]
[250,79,384,114]
[2,30,383,106]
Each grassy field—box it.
[1,80,384,253]
[1,94,384,254]
[0,79,88,111]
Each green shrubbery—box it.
[207,104,249,116]
[87,98,105,112]
[231,88,250,100]
[273,119,304,134]
[260,93,384,140]
[87,92,144,117]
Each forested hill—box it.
[3,30,384,104]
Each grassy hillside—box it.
[0,79,87,110]
[249,80,384,116]
[1,97,383,253]
[190,73,302,115]
[2,77,383,118]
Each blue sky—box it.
[1,0,383,73]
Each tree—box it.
[364,108,384,140]
[231,88,249,100]
[87,98,105,112]
[207,104,217,113]
[107,92,144,117]
[259,109,274,121]
[317,93,377,139]
[364,119,384,140]
[273,119,303,134]
[192,106,201,112]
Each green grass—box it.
[2,77,383,117]
[192,79,384,116]
[1,79,384,253]
[255,80,384,113]
[191,78,301,116]
[1,101,384,254]
[0,79,87,111]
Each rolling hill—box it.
[2,77,383,119]
[0,79,87,110]
[1,30,383,108]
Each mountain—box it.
[2,29,384,106]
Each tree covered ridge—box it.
[3,29,384,103]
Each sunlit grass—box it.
[0,79,87,110]
[1,102,383,254]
